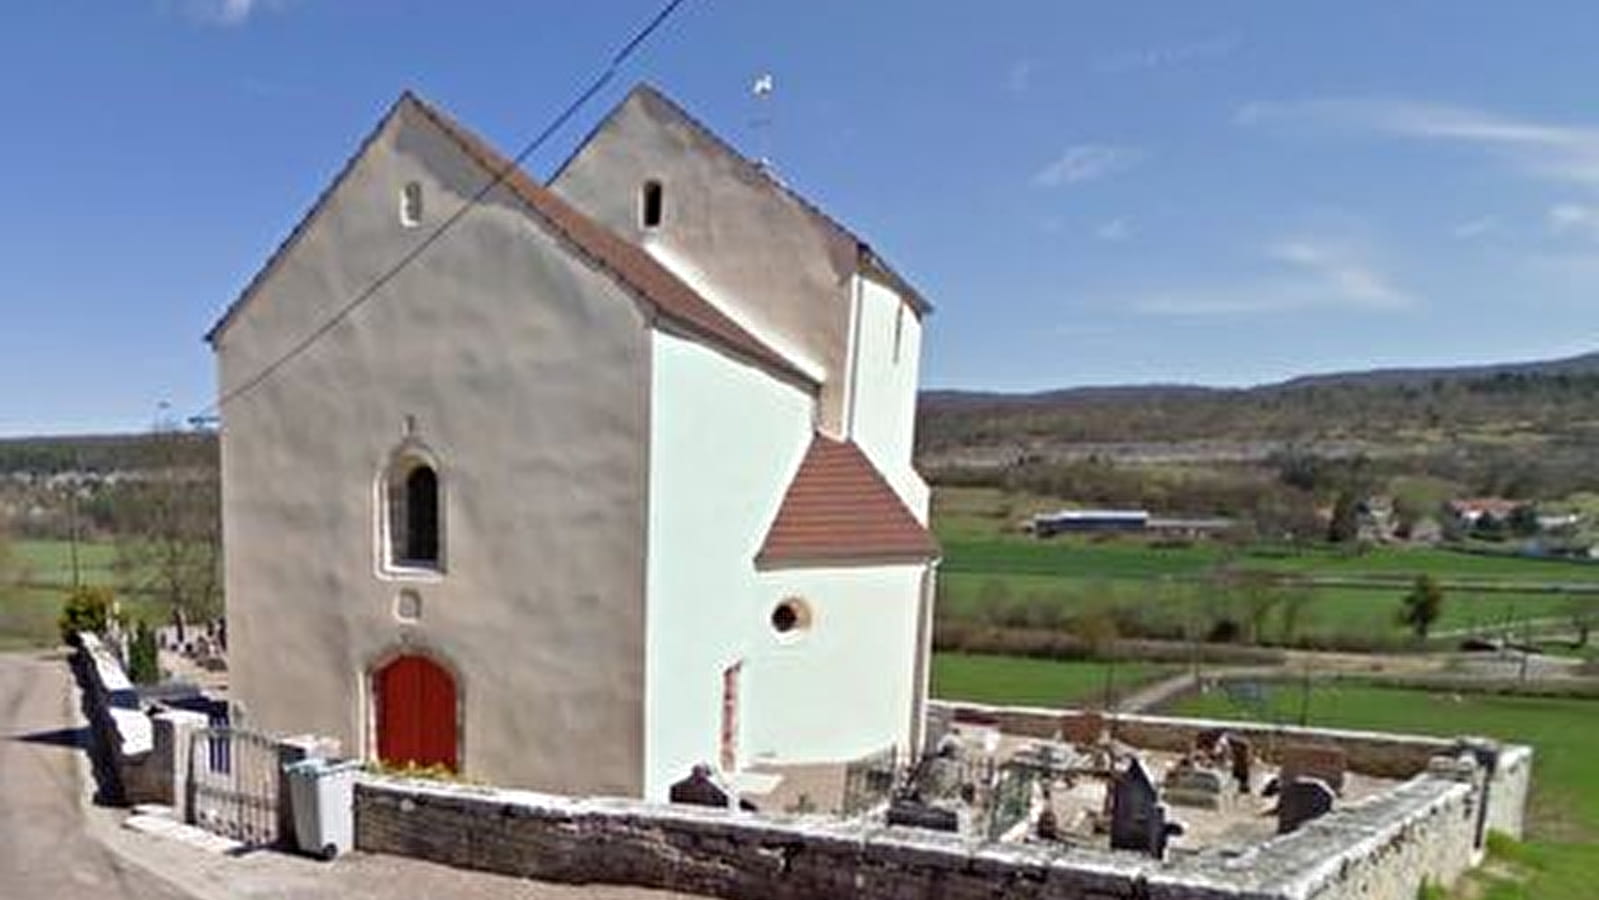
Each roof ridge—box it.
[206,93,412,343]
[608,84,931,315]
[402,94,818,387]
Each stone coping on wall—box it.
[929,700,1460,779]
[1220,775,1475,898]
[354,767,1474,900]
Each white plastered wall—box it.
[741,563,927,766]
[644,329,814,799]
[847,275,929,519]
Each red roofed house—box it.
[209,85,937,801]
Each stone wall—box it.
[932,701,1453,779]
[354,765,1489,900]
[74,633,214,814]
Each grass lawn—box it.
[1167,684,1599,899]
[10,539,119,586]
[940,534,1599,587]
[1,540,163,649]
[930,652,1177,708]
[938,569,1585,647]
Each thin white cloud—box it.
[1006,59,1037,94]
[1097,35,1240,74]
[1237,98,1599,188]
[1095,218,1134,241]
[175,0,286,27]
[1129,238,1415,316]
[1451,216,1498,240]
[1548,203,1599,240]
[1033,145,1145,188]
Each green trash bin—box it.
[284,758,363,860]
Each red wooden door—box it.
[376,655,457,771]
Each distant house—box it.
[1447,498,1523,528]
[1031,509,1149,537]
[208,85,938,800]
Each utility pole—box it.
[1297,657,1312,727]
[67,447,82,590]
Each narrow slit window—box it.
[400,181,424,227]
[892,304,905,364]
[641,180,663,229]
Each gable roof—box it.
[756,434,939,567]
[207,93,817,389]
[555,84,932,317]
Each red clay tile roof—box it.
[757,434,939,567]
[209,93,817,389]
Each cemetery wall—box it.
[931,701,1452,779]
[355,767,1494,900]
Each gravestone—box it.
[1194,728,1228,754]
[1111,758,1173,857]
[1229,736,1253,793]
[923,705,954,755]
[1035,806,1060,841]
[1163,763,1233,811]
[1281,743,1347,794]
[669,764,734,809]
[887,797,959,832]
[1060,711,1105,747]
[1277,777,1335,834]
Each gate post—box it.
[275,735,340,849]
[153,710,210,823]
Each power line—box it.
[199,0,692,420]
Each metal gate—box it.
[189,726,282,847]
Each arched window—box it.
[402,466,438,563]
[386,455,442,571]
[640,179,663,229]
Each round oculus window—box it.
[770,598,811,635]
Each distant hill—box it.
[923,351,1599,411]
[0,431,215,475]
[917,350,1599,468]
[1268,350,1599,391]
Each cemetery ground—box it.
[1165,683,1599,900]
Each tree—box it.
[57,585,114,647]
[126,619,160,684]
[1327,490,1361,544]
[1399,575,1445,641]
[1566,599,1594,648]
[112,420,222,633]
[1506,504,1541,538]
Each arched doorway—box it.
[374,654,458,771]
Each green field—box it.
[939,570,1586,647]
[930,652,1176,708]
[1168,684,1599,899]
[942,535,1599,586]
[932,487,1599,648]
[10,539,119,586]
[0,540,159,648]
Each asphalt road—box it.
[0,650,188,899]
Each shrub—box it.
[126,619,160,684]
[58,585,114,647]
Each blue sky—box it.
[2,1,1597,434]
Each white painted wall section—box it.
[644,329,814,799]
[742,564,926,765]
[847,275,929,520]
